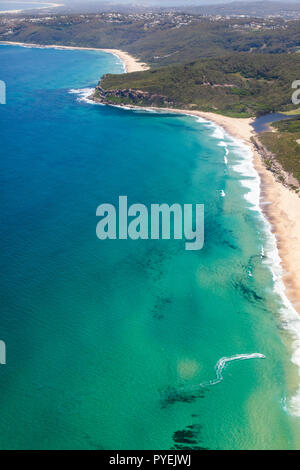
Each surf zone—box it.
[96,196,204,251]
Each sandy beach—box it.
[115,104,300,316]
[0,3,64,15]
[193,110,300,316]
[188,111,300,315]
[99,49,149,73]
[0,41,148,73]
[2,39,299,314]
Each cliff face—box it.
[93,84,175,108]
[252,135,300,191]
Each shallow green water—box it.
[1,45,300,449]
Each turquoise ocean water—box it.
[1,45,300,449]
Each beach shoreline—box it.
[120,104,300,411]
[0,41,148,73]
[0,3,64,15]
[101,103,300,319]
[188,109,300,317]
[3,40,299,316]
[170,109,300,317]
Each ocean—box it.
[1,44,300,450]
[0,2,51,12]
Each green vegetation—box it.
[2,15,300,67]
[282,108,300,115]
[273,118,300,133]
[260,117,300,185]
[127,19,300,66]
[3,11,300,186]
[3,13,300,117]
[99,54,300,117]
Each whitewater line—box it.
[197,353,266,388]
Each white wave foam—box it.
[228,138,261,211]
[114,104,137,111]
[228,135,300,416]
[68,88,99,105]
[190,115,300,415]
[194,120,261,212]
[195,116,211,125]
[218,141,229,164]
[224,133,300,416]
[261,211,300,416]
[198,353,266,388]
[65,95,300,413]
[101,51,126,73]
[211,126,225,140]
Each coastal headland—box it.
[146,108,300,316]
[1,40,299,317]
[93,87,300,318]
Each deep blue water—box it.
[1,44,300,449]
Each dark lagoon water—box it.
[1,44,300,449]
[252,113,296,133]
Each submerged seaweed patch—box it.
[152,295,172,319]
[232,280,263,303]
[160,385,206,408]
[171,424,209,450]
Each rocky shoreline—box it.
[252,135,300,192]
[93,84,175,108]
[93,82,300,196]
[90,88,300,316]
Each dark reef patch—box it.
[152,295,172,319]
[232,280,263,303]
[171,424,209,450]
[160,385,206,408]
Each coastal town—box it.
[0,10,293,38]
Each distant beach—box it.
[0,41,148,73]
[99,49,149,73]
[0,2,63,14]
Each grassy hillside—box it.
[3,12,300,188]
[98,54,300,117]
[2,15,300,67]
[259,117,300,186]
[127,20,300,67]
